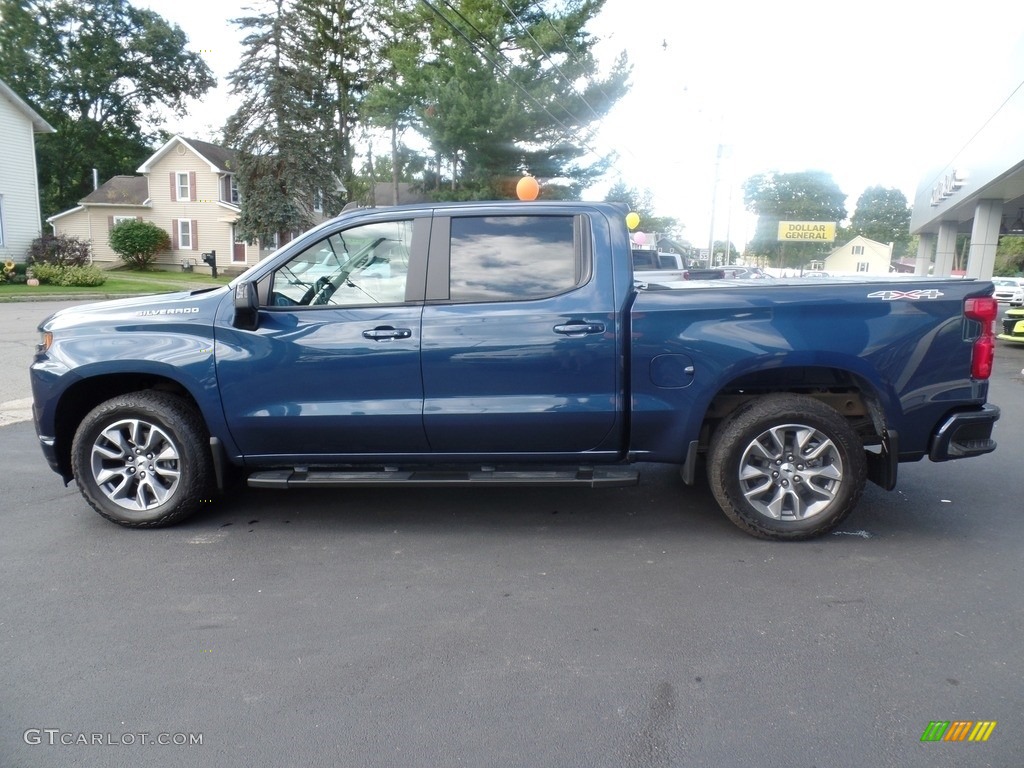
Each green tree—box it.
[995,235,1024,275]
[603,181,681,239]
[0,0,214,218]
[406,0,629,199]
[297,0,381,204]
[225,0,348,244]
[361,0,431,206]
[849,186,912,257]
[108,220,171,269]
[743,171,847,268]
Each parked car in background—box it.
[802,270,830,278]
[997,306,1024,343]
[992,277,1024,306]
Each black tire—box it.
[70,392,213,528]
[706,394,867,540]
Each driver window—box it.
[269,219,413,307]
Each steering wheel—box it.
[311,276,337,305]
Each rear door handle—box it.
[554,322,605,336]
[362,327,412,341]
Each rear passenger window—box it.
[449,215,578,302]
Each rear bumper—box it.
[929,404,1000,462]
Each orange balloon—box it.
[516,175,540,201]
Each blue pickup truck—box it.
[31,201,1000,539]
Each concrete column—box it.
[934,221,959,277]
[966,198,1002,279]
[915,232,935,276]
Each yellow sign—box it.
[777,221,836,242]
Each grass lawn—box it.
[0,269,232,300]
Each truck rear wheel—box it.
[71,392,212,528]
[706,394,866,540]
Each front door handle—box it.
[554,322,605,336]
[362,327,412,341]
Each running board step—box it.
[248,467,640,490]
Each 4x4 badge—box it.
[867,289,945,300]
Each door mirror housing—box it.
[233,281,259,330]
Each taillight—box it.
[965,296,998,379]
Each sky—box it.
[135,0,1024,250]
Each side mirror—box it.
[233,281,259,331]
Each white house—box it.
[822,235,893,275]
[0,78,54,263]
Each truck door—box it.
[216,216,430,459]
[419,212,621,456]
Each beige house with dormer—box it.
[49,136,264,273]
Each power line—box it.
[418,0,618,171]
[421,0,577,134]
[927,76,1024,193]
[496,0,604,123]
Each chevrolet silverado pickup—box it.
[31,201,1000,539]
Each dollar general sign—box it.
[777,221,836,242]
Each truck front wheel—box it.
[71,392,213,527]
[707,394,867,540]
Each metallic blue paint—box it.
[30,201,998,485]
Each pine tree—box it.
[224,0,346,244]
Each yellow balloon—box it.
[625,212,640,230]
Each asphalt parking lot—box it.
[2,301,1022,767]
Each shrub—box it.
[27,234,93,267]
[109,220,171,269]
[33,263,106,287]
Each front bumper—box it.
[929,404,1000,462]
[997,308,1024,343]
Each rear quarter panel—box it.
[628,279,993,461]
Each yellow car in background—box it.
[997,306,1024,343]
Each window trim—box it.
[262,216,429,310]
[176,172,190,201]
[428,213,589,305]
[178,219,192,250]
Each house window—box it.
[176,172,191,201]
[0,195,5,247]
[313,189,323,213]
[179,219,192,250]
[851,245,865,255]
[112,215,135,226]
[230,177,240,205]
[857,261,870,272]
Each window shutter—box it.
[171,219,179,250]
[169,173,176,201]
[189,172,197,201]
[191,220,198,250]
[107,216,114,232]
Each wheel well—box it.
[53,374,199,479]
[699,366,887,450]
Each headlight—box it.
[37,331,53,354]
